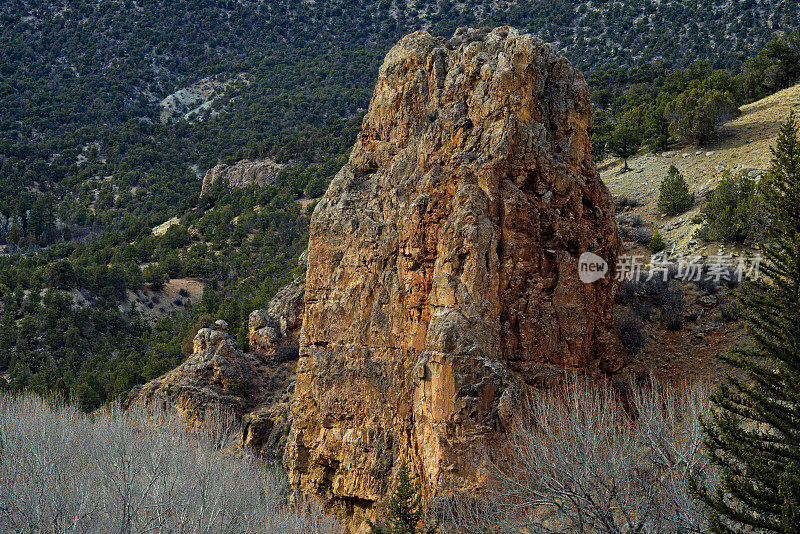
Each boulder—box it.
[125,275,305,462]
[248,274,305,358]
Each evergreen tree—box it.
[143,264,166,291]
[666,87,740,145]
[368,459,437,534]
[591,109,615,161]
[608,122,640,171]
[703,170,761,243]
[649,231,666,253]
[658,166,695,215]
[690,114,800,533]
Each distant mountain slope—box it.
[2,0,796,212]
[1,0,796,140]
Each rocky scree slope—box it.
[286,26,622,531]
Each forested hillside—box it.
[1,0,799,409]
[3,0,797,220]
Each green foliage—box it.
[589,34,800,161]
[666,87,739,144]
[621,101,671,152]
[44,260,76,290]
[690,114,800,534]
[161,225,190,250]
[735,33,800,101]
[143,264,166,291]
[0,286,150,411]
[368,460,437,534]
[608,122,641,169]
[591,109,615,160]
[1,4,797,248]
[702,170,762,243]
[0,172,308,410]
[226,379,247,397]
[657,166,695,215]
[649,231,665,253]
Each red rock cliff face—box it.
[286,26,622,531]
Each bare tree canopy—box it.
[0,393,341,534]
[434,376,717,534]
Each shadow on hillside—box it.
[709,118,782,152]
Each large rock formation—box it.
[125,274,305,461]
[286,26,622,530]
[201,158,287,196]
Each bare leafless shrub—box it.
[643,274,673,302]
[616,214,648,244]
[617,312,646,354]
[618,279,640,303]
[616,213,644,228]
[431,491,513,534]
[469,376,716,534]
[0,392,341,534]
[614,196,642,209]
[696,265,740,293]
[697,276,719,294]
[620,269,679,305]
[632,227,654,245]
[661,289,687,330]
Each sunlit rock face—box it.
[286,26,622,532]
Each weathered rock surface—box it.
[201,158,287,196]
[125,274,305,461]
[286,26,622,531]
[248,275,306,357]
